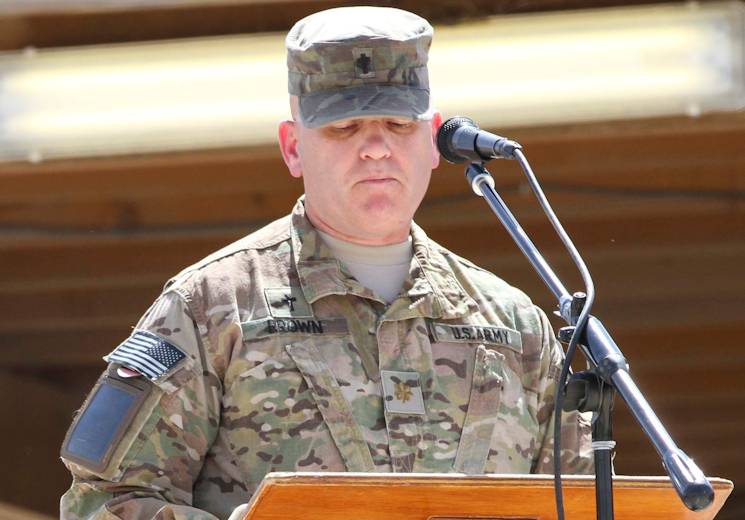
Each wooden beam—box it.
[0,502,55,520]
[2,270,743,366]
[4,237,745,303]
[0,369,89,515]
[0,0,685,24]
[0,0,325,17]
[0,0,689,17]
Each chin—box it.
[361,198,404,219]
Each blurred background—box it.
[0,0,743,518]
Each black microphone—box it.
[436,116,522,163]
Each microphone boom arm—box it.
[464,160,714,513]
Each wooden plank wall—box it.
[0,0,682,50]
[1,113,743,517]
[0,0,743,517]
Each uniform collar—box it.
[290,197,478,320]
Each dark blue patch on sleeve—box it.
[62,377,148,472]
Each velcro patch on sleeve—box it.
[61,376,150,473]
[105,330,186,381]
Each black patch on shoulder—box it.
[61,374,150,473]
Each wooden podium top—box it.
[244,473,733,520]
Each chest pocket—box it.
[453,345,505,474]
[428,320,529,474]
[226,318,373,484]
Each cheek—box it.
[299,147,350,198]
[408,130,437,165]
[404,140,436,183]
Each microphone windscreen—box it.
[436,116,477,164]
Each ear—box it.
[429,110,443,169]
[278,119,303,178]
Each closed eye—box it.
[324,121,360,137]
[386,119,416,132]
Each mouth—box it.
[358,177,397,186]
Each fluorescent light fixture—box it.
[0,35,288,161]
[429,1,745,127]
[0,1,743,162]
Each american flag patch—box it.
[106,330,186,381]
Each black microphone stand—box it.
[462,159,714,520]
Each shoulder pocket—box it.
[61,365,158,479]
[61,354,196,481]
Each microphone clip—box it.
[465,162,495,197]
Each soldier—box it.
[60,6,593,519]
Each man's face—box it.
[279,103,442,245]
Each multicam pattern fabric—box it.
[297,85,431,130]
[61,199,593,519]
[286,7,433,127]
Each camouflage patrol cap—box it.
[286,6,433,128]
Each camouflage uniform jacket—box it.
[61,199,593,519]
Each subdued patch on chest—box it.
[381,370,426,415]
[241,317,349,340]
[430,322,523,353]
[264,287,314,318]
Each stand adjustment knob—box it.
[558,326,575,344]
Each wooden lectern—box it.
[243,473,733,520]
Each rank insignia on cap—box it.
[353,48,375,79]
[381,370,426,415]
[105,330,186,381]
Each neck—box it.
[305,203,410,246]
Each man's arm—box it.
[61,292,222,519]
[531,306,595,475]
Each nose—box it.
[359,122,392,161]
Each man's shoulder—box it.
[164,214,292,292]
[427,238,547,334]
[431,239,533,305]
[430,240,552,351]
